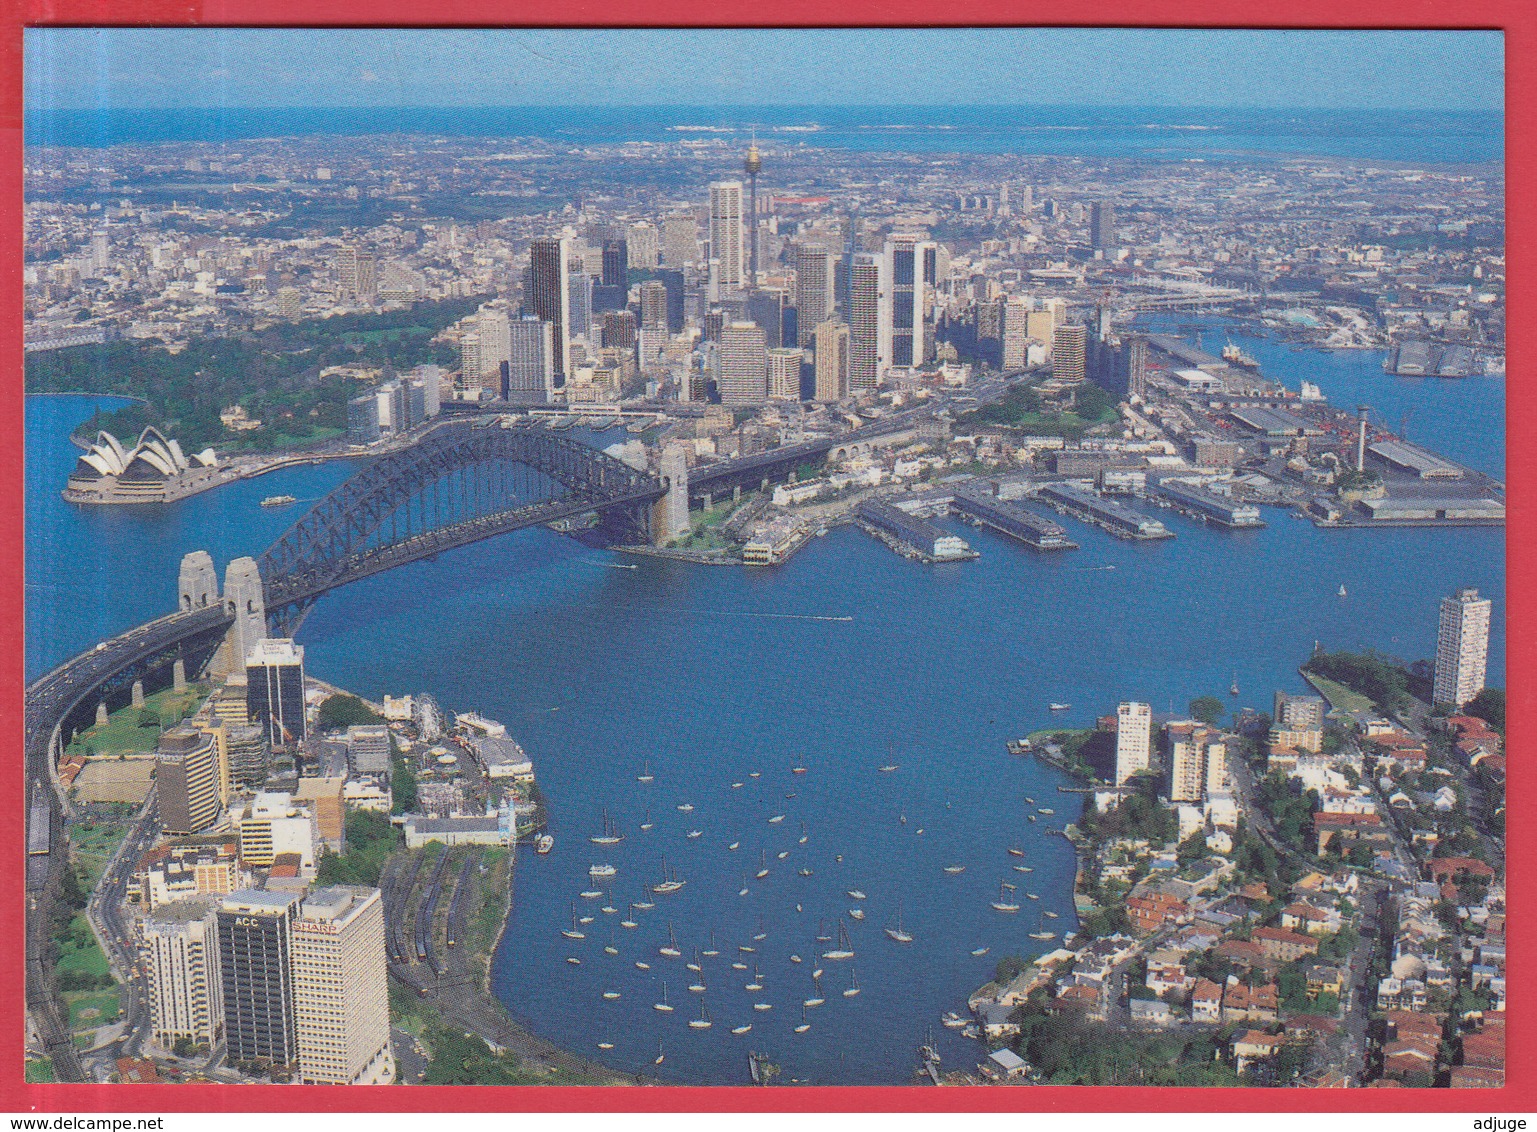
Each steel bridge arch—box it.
[258,420,661,617]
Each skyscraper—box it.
[716,321,768,405]
[662,214,699,268]
[638,280,669,330]
[767,348,803,400]
[883,233,936,369]
[626,221,660,269]
[601,238,628,289]
[847,254,884,392]
[218,890,300,1068]
[246,638,307,748]
[1166,722,1227,805]
[507,316,555,401]
[1053,322,1088,384]
[1002,296,1033,370]
[143,899,224,1049]
[708,181,746,293]
[1091,200,1118,254]
[813,320,849,402]
[291,887,394,1085]
[157,726,222,836]
[527,237,571,382]
[743,143,762,285]
[1434,587,1493,707]
[794,243,834,347]
[1115,702,1152,786]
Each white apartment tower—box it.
[142,899,224,1049]
[708,181,746,293]
[291,886,395,1085]
[1115,701,1152,786]
[1166,722,1227,805]
[1434,587,1493,708]
[716,321,768,405]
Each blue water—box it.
[23,105,1503,165]
[24,322,1504,1083]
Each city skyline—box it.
[24,28,1503,112]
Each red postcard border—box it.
[0,0,1527,1113]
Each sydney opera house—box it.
[65,427,226,504]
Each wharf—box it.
[855,519,980,564]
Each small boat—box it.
[602,990,621,1000]
[654,983,674,1013]
[739,944,757,954]
[654,1042,665,1066]
[794,1007,811,1034]
[756,852,770,880]
[753,1002,773,1012]
[1049,702,1071,712]
[566,956,581,966]
[731,782,744,789]
[804,975,826,1008]
[941,1011,968,1030]
[1044,910,1059,919]
[822,921,856,961]
[899,813,907,826]
[677,803,694,813]
[590,808,623,845]
[637,762,655,784]
[798,868,814,878]
[790,954,802,964]
[260,495,297,508]
[1338,583,1348,598]
[943,865,966,875]
[1026,892,1039,901]
[589,863,617,879]
[1230,672,1241,696]
[580,889,604,899]
[686,830,703,839]
[1007,848,1025,858]
[991,882,1021,914]
[639,810,654,832]
[739,876,750,896]
[728,841,740,851]
[636,960,651,970]
[635,886,656,910]
[791,762,808,775]
[1037,808,1055,816]
[1028,815,1037,823]
[731,1024,752,1035]
[598,1034,614,1051]
[622,905,638,929]
[879,764,899,773]
[970,946,990,957]
[1012,864,1031,874]
[749,771,761,779]
[535,834,554,855]
[768,814,785,825]
[848,890,867,901]
[777,850,789,860]
[848,908,865,921]
[703,932,720,958]
[659,924,683,959]
[885,903,914,944]
[843,968,862,998]
[1025,797,1035,804]
[578,914,595,924]
[561,905,586,940]
[798,823,809,845]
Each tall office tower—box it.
[716,321,768,405]
[883,234,936,369]
[743,143,762,285]
[1053,322,1088,384]
[663,214,699,268]
[218,890,300,1068]
[472,307,511,389]
[708,181,746,293]
[1434,587,1493,707]
[627,222,660,269]
[158,727,222,836]
[1125,335,1149,398]
[767,348,803,400]
[813,320,850,402]
[1002,296,1033,370]
[1091,200,1118,254]
[457,333,482,388]
[745,289,788,349]
[602,309,638,350]
[847,254,884,392]
[246,638,307,748]
[507,316,555,401]
[292,887,394,1085]
[1019,184,1034,214]
[638,280,669,329]
[143,899,224,1049]
[567,268,593,345]
[91,230,110,273]
[794,243,833,346]
[527,237,571,382]
[601,238,628,289]
[703,307,725,343]
[1115,702,1152,786]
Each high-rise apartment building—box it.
[527,237,571,382]
[794,243,834,346]
[218,890,300,1068]
[1166,722,1227,804]
[245,638,307,748]
[1115,702,1152,786]
[1002,296,1033,370]
[662,214,699,268]
[1434,587,1493,707]
[1054,322,1088,384]
[626,221,660,269]
[291,887,394,1085]
[847,255,884,392]
[813,320,849,402]
[767,348,803,400]
[157,726,222,836]
[143,899,224,1049]
[708,181,746,293]
[638,280,669,330]
[883,233,936,369]
[716,321,768,405]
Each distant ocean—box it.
[23,105,1504,165]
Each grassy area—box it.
[69,822,130,891]
[56,913,111,980]
[65,988,120,1031]
[1303,672,1374,715]
[24,1059,55,1083]
[66,684,208,756]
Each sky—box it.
[24,28,1503,112]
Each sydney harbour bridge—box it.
[22,410,921,1078]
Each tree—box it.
[1464,687,1505,732]
[1188,696,1226,726]
[316,694,384,730]
[1177,831,1207,863]
[137,709,160,729]
[392,754,419,815]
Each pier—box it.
[1035,482,1173,541]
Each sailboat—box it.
[822,920,856,961]
[991,882,1021,914]
[703,931,720,958]
[597,1025,615,1051]
[659,924,682,959]
[799,823,809,845]
[731,1022,752,1035]
[602,989,621,1000]
[970,946,990,957]
[791,760,808,775]
[688,971,706,994]
[793,1006,811,1034]
[752,918,767,942]
[749,770,761,779]
[637,762,654,784]
[654,857,685,895]
[561,904,586,940]
[604,929,619,956]
[1230,673,1240,697]
[843,967,862,998]
[639,809,654,832]
[885,903,915,943]
[739,875,750,897]
[745,963,763,992]
[1030,909,1057,941]
[621,904,638,929]
[654,1042,665,1066]
[635,886,655,910]
[804,974,826,1008]
[1338,583,1348,598]
[755,852,770,880]
[590,808,623,845]
[686,947,702,973]
[732,960,748,971]
[653,982,674,1013]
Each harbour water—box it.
[24,323,1504,1084]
